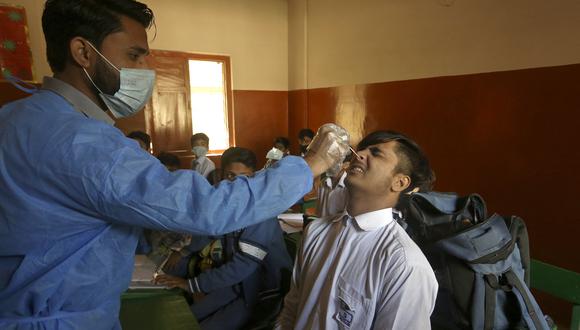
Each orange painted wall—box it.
[233,90,289,168]
[288,90,308,155]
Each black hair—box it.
[298,128,314,140]
[191,133,209,145]
[157,152,180,168]
[42,0,154,73]
[221,147,257,170]
[274,137,290,149]
[357,130,435,193]
[127,130,150,146]
[206,169,222,186]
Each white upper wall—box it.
[12,0,289,91]
[288,0,307,92]
[148,0,288,91]
[13,0,580,90]
[295,0,580,90]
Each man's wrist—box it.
[304,154,326,178]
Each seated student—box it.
[316,153,352,217]
[297,128,314,157]
[264,146,284,169]
[127,130,151,152]
[142,152,192,268]
[274,136,291,156]
[191,132,215,178]
[278,131,438,330]
[157,151,181,171]
[155,147,293,329]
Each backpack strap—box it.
[483,274,498,330]
[506,216,531,286]
[504,270,550,330]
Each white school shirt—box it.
[192,156,215,178]
[278,208,438,330]
[316,171,348,218]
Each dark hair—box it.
[221,147,257,170]
[191,133,209,145]
[127,130,150,146]
[357,130,435,193]
[42,0,154,72]
[274,137,290,149]
[206,169,222,186]
[157,152,180,168]
[298,128,314,140]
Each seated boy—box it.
[127,130,151,152]
[191,132,215,178]
[278,131,438,329]
[274,136,291,156]
[264,146,284,169]
[155,147,293,329]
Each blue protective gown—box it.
[0,86,312,329]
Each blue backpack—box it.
[399,191,551,330]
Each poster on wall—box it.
[0,4,34,81]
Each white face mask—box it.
[83,42,155,118]
[192,146,208,158]
[266,147,284,161]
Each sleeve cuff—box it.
[188,277,203,293]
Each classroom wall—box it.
[288,0,580,325]
[289,0,580,90]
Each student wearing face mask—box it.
[0,1,349,329]
[191,132,216,178]
[264,146,284,169]
[274,137,291,156]
[155,147,293,329]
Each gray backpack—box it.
[399,192,551,330]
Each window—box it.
[130,50,234,160]
[189,59,230,152]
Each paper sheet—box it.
[129,255,166,289]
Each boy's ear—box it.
[391,173,411,193]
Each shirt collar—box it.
[334,207,397,231]
[336,171,347,188]
[42,76,115,125]
[323,171,348,189]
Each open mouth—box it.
[348,164,365,175]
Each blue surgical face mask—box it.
[83,42,155,118]
[192,146,208,158]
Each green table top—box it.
[120,289,200,330]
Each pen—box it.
[153,255,170,280]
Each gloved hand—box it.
[303,123,350,178]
